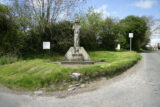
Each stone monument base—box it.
[61,61,94,64]
[61,47,94,64]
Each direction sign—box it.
[129,33,133,38]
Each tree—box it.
[12,0,32,32]
[141,16,153,48]
[0,4,24,55]
[78,8,121,50]
[79,7,103,50]
[120,16,148,50]
[99,18,120,50]
[12,0,85,24]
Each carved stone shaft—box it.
[72,19,81,53]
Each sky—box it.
[84,0,160,19]
[0,0,159,19]
[150,19,160,46]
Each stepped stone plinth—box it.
[61,47,94,64]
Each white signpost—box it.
[43,42,50,50]
[129,33,133,51]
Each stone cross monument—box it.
[73,19,81,53]
[61,19,94,64]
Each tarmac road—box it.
[0,51,160,107]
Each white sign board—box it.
[129,33,133,38]
[43,42,50,49]
[117,44,121,50]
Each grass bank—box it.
[0,51,141,91]
[0,55,19,65]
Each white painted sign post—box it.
[43,42,50,50]
[129,33,133,51]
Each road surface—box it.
[0,51,160,107]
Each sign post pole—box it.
[130,38,132,51]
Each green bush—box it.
[0,4,24,55]
[99,18,119,50]
[23,21,73,54]
[80,27,97,50]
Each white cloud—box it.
[94,5,110,19]
[135,0,157,9]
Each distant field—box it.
[0,51,141,91]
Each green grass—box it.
[0,51,141,91]
[0,55,19,65]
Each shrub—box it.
[0,4,24,55]
[23,21,73,54]
[99,18,120,50]
[0,55,18,65]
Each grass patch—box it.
[0,51,141,91]
[0,55,19,65]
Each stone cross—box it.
[72,19,81,53]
